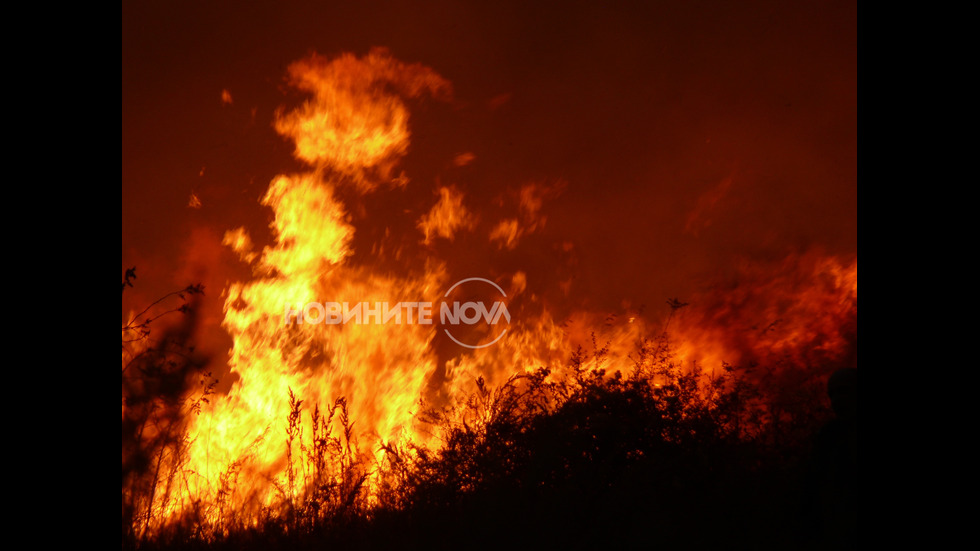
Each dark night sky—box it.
[122,0,856,370]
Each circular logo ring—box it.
[443,277,509,349]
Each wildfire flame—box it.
[136,48,856,530]
[671,251,857,375]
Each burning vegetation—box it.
[122,48,856,550]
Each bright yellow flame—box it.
[273,47,451,193]
[140,50,856,535]
[162,49,457,527]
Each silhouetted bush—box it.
[123,290,839,551]
[122,269,213,548]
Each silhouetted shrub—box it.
[123,291,838,550]
[122,269,213,548]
